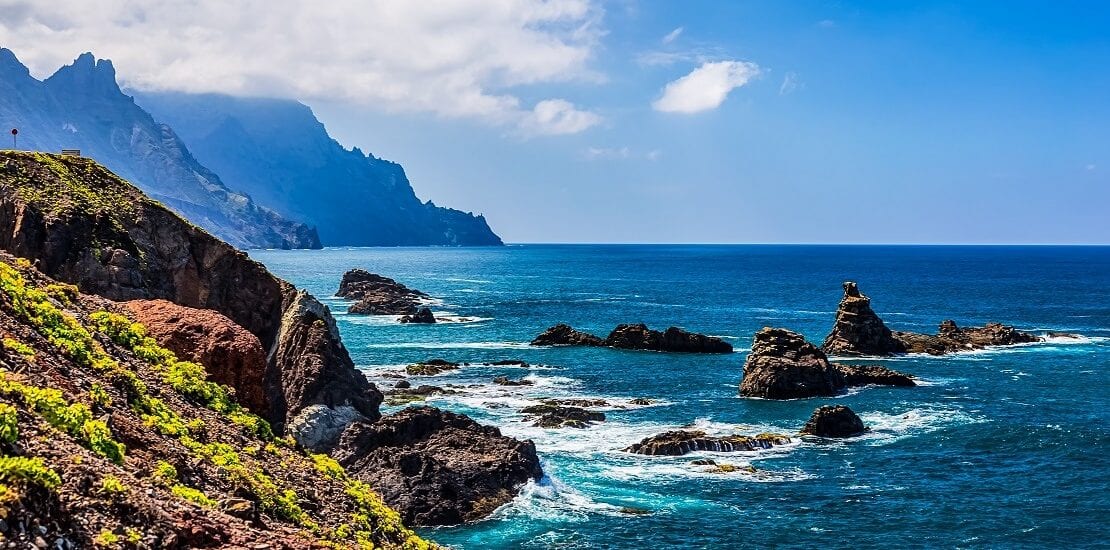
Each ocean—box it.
[250,245,1110,549]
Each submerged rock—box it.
[530,324,605,346]
[331,407,543,526]
[822,281,906,356]
[605,323,733,353]
[338,269,427,315]
[740,328,846,399]
[399,307,436,324]
[800,405,866,437]
[521,404,605,428]
[493,375,534,386]
[624,430,791,456]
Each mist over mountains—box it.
[0,48,502,248]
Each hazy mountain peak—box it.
[45,52,121,97]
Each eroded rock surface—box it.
[338,269,427,315]
[822,281,906,356]
[624,431,791,456]
[800,405,866,437]
[530,323,605,347]
[531,323,731,353]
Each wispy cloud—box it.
[652,60,760,114]
[779,71,801,95]
[661,26,684,45]
[818,19,836,28]
[582,147,661,161]
[521,99,602,136]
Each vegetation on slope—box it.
[0,253,431,548]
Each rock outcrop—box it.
[835,364,916,387]
[337,269,427,315]
[624,431,791,456]
[822,282,906,356]
[124,299,269,414]
[520,404,605,428]
[531,323,732,353]
[605,323,733,353]
[893,320,1041,355]
[740,328,847,399]
[331,407,543,526]
[405,359,459,376]
[800,405,866,437]
[399,307,436,324]
[530,323,605,347]
[823,281,1044,356]
[740,328,916,398]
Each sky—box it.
[2,1,1108,243]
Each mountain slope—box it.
[135,92,503,246]
[0,48,320,250]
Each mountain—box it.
[134,92,503,246]
[0,48,320,249]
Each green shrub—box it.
[0,403,17,444]
[0,375,125,464]
[153,460,177,483]
[0,456,62,490]
[2,338,35,361]
[171,483,216,507]
[88,383,111,409]
[99,474,128,496]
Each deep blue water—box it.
[250,245,1110,549]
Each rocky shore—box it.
[531,323,732,353]
[337,269,429,316]
[823,281,1044,356]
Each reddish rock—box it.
[125,299,268,414]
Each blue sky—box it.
[3,1,1108,243]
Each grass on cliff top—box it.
[0,256,433,549]
[0,151,148,221]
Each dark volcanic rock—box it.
[740,328,846,399]
[800,405,866,437]
[605,323,733,353]
[624,430,791,456]
[493,375,533,386]
[894,320,1041,355]
[338,269,427,315]
[331,407,543,526]
[399,307,436,324]
[822,281,907,356]
[405,359,459,376]
[834,364,916,387]
[124,299,269,414]
[520,404,604,428]
[530,324,605,346]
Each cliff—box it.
[134,92,503,246]
[0,48,319,250]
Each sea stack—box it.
[800,405,866,437]
[822,281,906,356]
[740,328,846,399]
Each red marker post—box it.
[9,128,16,150]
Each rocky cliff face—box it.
[0,151,374,429]
[134,92,503,246]
[0,48,319,249]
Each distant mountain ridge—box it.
[0,48,320,249]
[134,92,503,246]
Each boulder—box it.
[394,379,411,389]
[268,291,383,426]
[520,404,604,428]
[624,430,791,456]
[399,307,436,324]
[800,405,866,437]
[605,323,733,353]
[338,269,427,315]
[331,407,543,526]
[124,299,269,414]
[286,404,367,452]
[822,281,906,356]
[740,328,846,399]
[834,364,916,387]
[530,324,605,346]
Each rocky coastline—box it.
[531,323,732,353]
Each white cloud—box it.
[779,71,800,95]
[0,0,604,134]
[662,26,684,45]
[522,99,601,135]
[1087,164,1097,171]
[818,19,837,28]
[652,60,760,114]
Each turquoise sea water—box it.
[250,245,1110,549]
